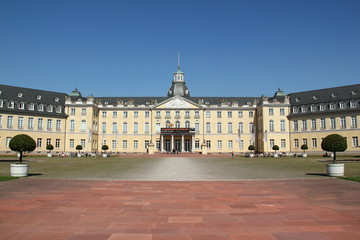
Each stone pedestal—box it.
[201,143,208,155]
[148,143,155,155]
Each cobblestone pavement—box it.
[0,178,359,240]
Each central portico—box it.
[160,128,195,152]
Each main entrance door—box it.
[165,139,171,152]
[175,139,181,151]
[185,139,191,152]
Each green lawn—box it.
[0,155,359,181]
[0,176,18,182]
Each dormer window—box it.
[0,99,3,107]
[47,105,53,112]
[28,103,34,110]
[293,107,298,113]
[56,106,62,113]
[301,106,307,113]
[78,99,82,102]
[18,93,23,97]
[18,102,25,109]
[351,91,357,96]
[38,104,44,111]
[55,97,59,102]
[320,104,326,111]
[350,100,357,108]
[37,95,41,100]
[331,93,336,98]
[8,101,14,108]
[339,102,346,109]
[312,96,317,100]
[310,105,316,112]
[295,98,300,102]
[329,103,336,110]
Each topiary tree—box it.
[76,145,83,154]
[321,134,347,164]
[272,145,279,154]
[102,145,109,152]
[301,144,308,154]
[46,144,54,153]
[248,145,255,153]
[9,134,36,164]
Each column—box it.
[181,135,185,152]
[171,135,174,151]
[161,135,164,152]
[191,135,195,153]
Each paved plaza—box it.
[0,156,359,240]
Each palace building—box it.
[0,65,359,155]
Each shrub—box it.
[248,145,255,152]
[102,145,109,151]
[76,145,83,153]
[46,144,54,152]
[321,134,347,164]
[272,145,279,153]
[9,134,36,164]
[301,144,308,153]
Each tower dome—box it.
[167,53,190,98]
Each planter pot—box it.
[249,153,254,158]
[77,153,82,158]
[103,154,108,158]
[303,153,307,157]
[10,163,29,177]
[326,163,344,177]
[47,153,53,157]
[273,153,278,158]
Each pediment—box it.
[154,96,201,109]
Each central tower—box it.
[167,52,190,98]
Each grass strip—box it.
[0,176,18,182]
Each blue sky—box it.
[0,0,359,97]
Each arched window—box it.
[175,120,180,128]
[56,106,62,113]
[217,122,222,133]
[166,120,171,128]
[185,121,190,128]
[102,122,106,133]
[123,122,128,133]
[134,122,138,133]
[18,102,25,109]
[38,104,44,111]
[28,103,34,110]
[112,122,117,133]
[8,101,14,108]
[145,122,150,133]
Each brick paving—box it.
[0,178,359,240]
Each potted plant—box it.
[272,145,279,157]
[9,134,36,177]
[76,145,83,157]
[102,145,109,157]
[321,134,347,176]
[46,144,54,157]
[301,144,308,157]
[248,145,255,158]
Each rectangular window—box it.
[228,140,233,149]
[81,139,86,148]
[269,139,274,148]
[6,137,11,148]
[195,140,200,149]
[311,119,316,130]
[70,139,74,148]
[206,122,211,133]
[166,111,171,118]
[330,117,336,129]
[134,112,138,118]
[112,122,118,133]
[293,120,298,131]
[352,136,359,147]
[351,116,358,128]
[217,111,222,118]
[28,118,34,130]
[280,120,285,132]
[113,111,117,118]
[156,123,160,133]
[228,122,233,133]
[303,138,308,146]
[123,140,127,149]
[70,108,76,115]
[294,139,299,148]
[37,138,42,148]
[206,140,211,149]
[145,111,150,118]
[133,140,138,149]
[195,123,200,132]
[238,122,243,133]
[281,139,286,148]
[156,111,161,117]
[195,111,200,118]
[46,138,51,146]
[18,117,24,129]
[249,111,254,118]
[269,108,274,116]
[133,122,138,133]
[123,111,128,118]
[320,118,326,130]
[102,111,107,118]
[47,119,53,131]
[156,140,160,150]
[145,140,150,149]
[70,120,75,132]
[228,111,232,118]
[38,118,43,130]
[206,111,211,118]
[56,120,61,131]
[81,108,86,116]
[145,122,150,133]
[312,138,317,148]
[217,122,222,133]
[7,116,13,128]
[269,120,274,132]
[249,122,254,133]
[238,111,243,118]
[302,120,307,131]
[217,140,222,150]
[185,111,190,118]
[102,122,106,133]
[112,140,117,149]
[340,116,346,129]
[280,108,285,116]
[55,139,60,148]
[123,122,128,133]
[240,140,244,150]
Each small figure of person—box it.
[231,151,234,158]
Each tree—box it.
[76,145,83,153]
[272,145,279,154]
[102,145,109,152]
[301,144,308,154]
[248,145,255,153]
[9,134,36,164]
[321,134,347,164]
[46,144,54,153]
